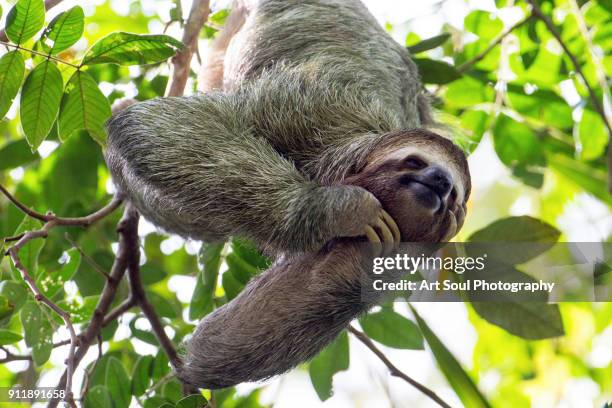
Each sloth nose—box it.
[420,166,453,197]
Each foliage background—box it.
[0,0,610,407]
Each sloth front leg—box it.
[105,95,395,253]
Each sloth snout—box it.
[418,166,453,197]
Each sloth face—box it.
[349,131,471,242]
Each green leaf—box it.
[131,355,154,397]
[0,51,25,118]
[359,309,423,349]
[82,32,184,66]
[411,306,491,408]
[129,317,158,346]
[58,295,99,323]
[492,114,545,168]
[308,331,349,401]
[189,242,223,320]
[445,76,495,108]
[471,302,564,339]
[20,301,53,366]
[0,296,12,322]
[547,152,611,205]
[0,329,23,345]
[41,132,101,214]
[176,394,208,408]
[0,281,28,312]
[11,216,45,280]
[105,357,131,408]
[38,247,81,297]
[5,0,45,44]
[414,58,461,84]
[152,350,170,380]
[146,291,179,318]
[226,252,258,284]
[407,33,451,54]
[468,216,560,264]
[469,216,560,242]
[20,61,63,150]
[84,386,113,408]
[0,138,40,170]
[41,6,84,54]
[222,269,244,301]
[209,9,229,25]
[58,70,111,145]
[577,109,608,160]
[465,10,503,40]
[231,239,270,270]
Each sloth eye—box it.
[403,155,427,170]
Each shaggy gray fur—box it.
[104,0,466,390]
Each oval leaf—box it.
[41,6,84,54]
[82,32,184,66]
[84,386,113,408]
[0,138,40,170]
[0,51,25,118]
[407,33,451,54]
[308,331,349,401]
[469,216,560,242]
[5,0,45,44]
[359,309,424,349]
[58,70,111,144]
[20,60,63,150]
[411,306,491,408]
[0,281,28,312]
[105,357,131,408]
[0,329,23,345]
[471,302,564,339]
[20,301,53,366]
[131,355,154,397]
[414,58,461,84]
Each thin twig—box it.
[166,0,211,97]
[6,226,79,407]
[348,326,452,408]
[101,297,136,327]
[0,0,64,42]
[0,346,33,364]
[0,41,80,68]
[49,207,136,408]
[3,233,25,243]
[566,0,612,192]
[458,15,532,73]
[123,205,180,367]
[64,233,110,279]
[0,185,123,226]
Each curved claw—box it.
[375,216,394,243]
[364,225,381,244]
[380,209,401,243]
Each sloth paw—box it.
[363,209,400,256]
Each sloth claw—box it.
[364,210,401,256]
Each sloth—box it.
[105,0,471,390]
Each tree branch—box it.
[0,0,64,42]
[0,184,123,227]
[458,15,532,73]
[165,0,211,97]
[348,326,452,408]
[526,0,612,191]
[6,224,79,408]
[123,205,181,368]
[49,207,136,408]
